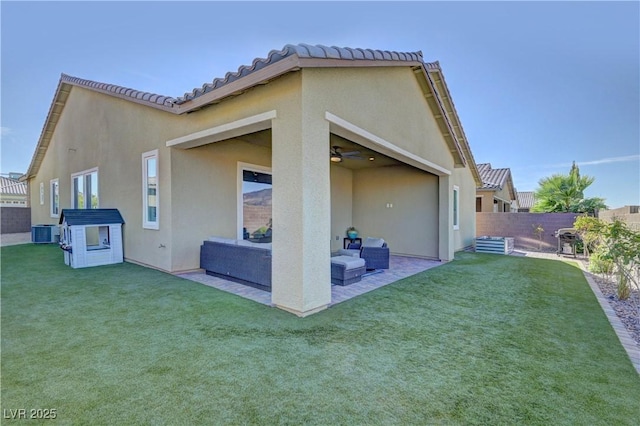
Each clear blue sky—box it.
[1,1,638,208]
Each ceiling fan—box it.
[330,146,365,163]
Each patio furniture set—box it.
[199,236,390,291]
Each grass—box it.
[2,244,639,425]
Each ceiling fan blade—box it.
[341,150,360,156]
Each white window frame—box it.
[237,162,272,240]
[50,178,59,218]
[142,150,159,230]
[39,182,44,205]
[453,185,460,230]
[71,167,99,209]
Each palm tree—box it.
[532,162,606,214]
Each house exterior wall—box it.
[453,167,477,250]
[353,165,439,258]
[169,139,272,271]
[28,86,185,271]
[330,165,353,252]
[167,72,300,272]
[303,67,456,172]
[303,67,475,258]
[28,63,477,304]
[476,188,513,213]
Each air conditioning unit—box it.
[31,225,60,243]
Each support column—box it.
[270,113,332,316]
[438,175,454,261]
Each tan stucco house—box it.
[24,44,481,316]
[475,163,517,213]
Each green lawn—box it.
[2,244,639,425]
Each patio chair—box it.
[341,237,390,270]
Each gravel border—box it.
[591,273,640,347]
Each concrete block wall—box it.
[1,207,32,234]
[598,206,640,231]
[476,212,579,251]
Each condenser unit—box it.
[31,224,60,243]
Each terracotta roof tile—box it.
[60,74,177,108]
[517,191,536,209]
[176,44,423,104]
[1,176,27,195]
[477,163,511,190]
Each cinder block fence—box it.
[476,212,578,251]
[1,207,31,234]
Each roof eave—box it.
[425,66,482,187]
[24,79,72,181]
[174,56,425,114]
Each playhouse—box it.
[59,209,125,268]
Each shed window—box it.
[86,225,110,251]
[142,150,159,229]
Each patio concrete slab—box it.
[177,255,442,308]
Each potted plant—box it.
[346,226,358,240]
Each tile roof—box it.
[176,44,424,104]
[517,191,536,209]
[26,44,479,184]
[61,74,177,108]
[477,163,511,190]
[0,176,27,195]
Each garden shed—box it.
[59,209,125,269]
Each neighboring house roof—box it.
[59,208,125,226]
[0,176,27,195]
[24,44,481,186]
[517,191,536,210]
[476,163,517,200]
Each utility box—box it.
[59,209,125,269]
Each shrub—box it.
[588,250,614,275]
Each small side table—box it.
[343,237,362,249]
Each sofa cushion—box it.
[363,237,385,248]
[237,239,272,250]
[208,236,237,245]
[331,255,366,269]
[337,249,361,258]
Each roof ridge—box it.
[60,73,177,107]
[176,44,424,104]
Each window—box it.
[86,225,110,251]
[453,185,459,230]
[142,150,159,229]
[71,168,98,209]
[237,163,272,243]
[39,182,44,205]
[50,179,59,217]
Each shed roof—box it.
[59,209,125,225]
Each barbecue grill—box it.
[555,228,579,257]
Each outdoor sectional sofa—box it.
[200,238,272,291]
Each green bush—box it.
[588,250,614,275]
[617,272,630,300]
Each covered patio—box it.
[178,255,442,307]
